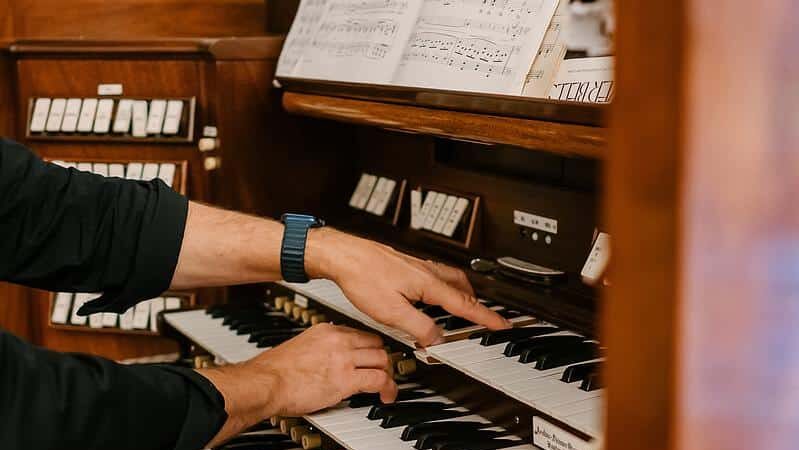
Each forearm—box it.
[171,201,334,289]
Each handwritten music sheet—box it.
[292,0,424,83]
[521,0,567,98]
[392,0,558,95]
[276,0,329,77]
[548,56,614,103]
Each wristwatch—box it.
[280,213,326,283]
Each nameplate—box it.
[533,416,596,450]
[97,83,123,96]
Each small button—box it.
[532,232,539,241]
[545,235,552,245]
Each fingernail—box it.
[503,319,513,328]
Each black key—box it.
[228,314,293,330]
[401,421,488,441]
[519,339,591,364]
[218,442,298,450]
[420,305,450,318]
[368,402,450,420]
[222,433,292,446]
[580,371,603,391]
[382,408,466,428]
[479,326,558,346]
[247,328,305,343]
[496,309,522,319]
[561,361,601,383]
[416,430,510,450]
[443,316,475,330]
[504,335,583,357]
[534,342,598,370]
[235,319,298,334]
[349,389,434,408]
[435,438,524,450]
[468,331,489,340]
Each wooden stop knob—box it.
[192,355,213,369]
[301,309,317,324]
[290,425,312,442]
[269,416,282,427]
[283,300,296,315]
[310,314,327,325]
[302,433,322,449]
[292,306,306,320]
[397,358,417,376]
[274,296,289,310]
[279,418,300,434]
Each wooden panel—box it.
[9,0,265,38]
[283,92,606,159]
[676,2,799,450]
[603,1,684,449]
[0,283,32,341]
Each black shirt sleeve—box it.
[0,139,228,449]
[0,330,227,450]
[0,138,187,314]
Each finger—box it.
[421,279,510,332]
[422,260,475,296]
[381,296,443,347]
[353,369,398,404]
[352,348,391,371]
[338,326,385,349]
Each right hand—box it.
[198,323,396,442]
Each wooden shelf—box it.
[283,92,606,159]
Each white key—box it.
[112,99,134,133]
[119,307,136,330]
[92,163,109,177]
[141,163,160,181]
[51,292,73,324]
[146,100,167,134]
[163,309,263,364]
[164,297,182,310]
[29,98,51,132]
[432,195,457,234]
[157,163,176,187]
[132,301,151,330]
[149,297,165,332]
[45,98,67,132]
[93,99,114,133]
[88,312,104,328]
[162,100,183,135]
[70,293,94,325]
[102,312,118,328]
[60,98,83,132]
[76,98,98,132]
[125,162,144,180]
[131,100,149,137]
[108,164,126,178]
[76,162,93,173]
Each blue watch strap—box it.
[280,214,324,283]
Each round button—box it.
[531,232,539,241]
[545,235,552,245]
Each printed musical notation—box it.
[522,0,567,97]
[402,32,516,77]
[276,0,328,77]
[292,0,424,84]
[394,0,558,94]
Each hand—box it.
[198,323,396,446]
[307,228,511,347]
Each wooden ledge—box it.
[283,92,606,159]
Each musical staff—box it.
[394,0,558,94]
[276,0,329,76]
[522,0,568,97]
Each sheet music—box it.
[293,0,424,83]
[521,0,567,97]
[548,56,614,103]
[393,0,558,94]
[276,0,329,77]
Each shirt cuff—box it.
[158,365,229,450]
[78,179,188,315]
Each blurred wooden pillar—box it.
[607,1,798,450]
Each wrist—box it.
[305,227,336,280]
[196,364,281,424]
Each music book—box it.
[548,56,614,103]
[277,0,562,96]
